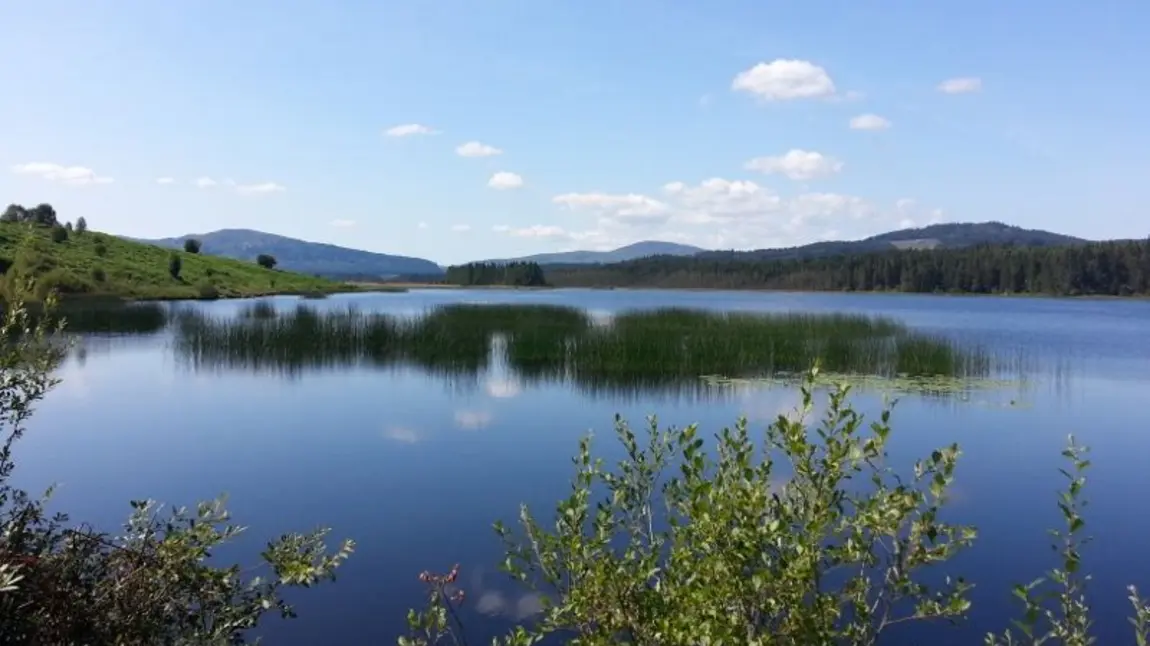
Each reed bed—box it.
[171,303,992,389]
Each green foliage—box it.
[256,253,277,270]
[547,239,1150,297]
[445,261,547,287]
[0,220,345,300]
[173,304,994,392]
[184,238,202,254]
[168,251,183,279]
[50,225,68,243]
[90,266,106,283]
[74,216,88,235]
[0,203,60,227]
[0,293,355,644]
[196,281,220,300]
[402,373,1150,645]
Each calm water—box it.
[14,289,1150,645]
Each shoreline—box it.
[363,282,1150,302]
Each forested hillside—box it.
[546,239,1150,296]
[444,262,547,286]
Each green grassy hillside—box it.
[0,222,347,300]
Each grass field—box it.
[0,222,349,300]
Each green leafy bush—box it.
[93,242,107,257]
[184,238,202,254]
[168,252,182,279]
[402,372,1150,646]
[50,226,68,243]
[0,293,354,644]
[196,281,220,300]
[90,267,106,283]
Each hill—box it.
[486,241,705,265]
[137,229,443,278]
[698,222,1086,262]
[0,222,344,300]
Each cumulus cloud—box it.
[456,141,503,157]
[193,177,217,188]
[488,171,524,190]
[503,224,570,239]
[537,176,945,252]
[235,182,285,195]
[155,177,175,185]
[849,114,891,131]
[552,192,670,225]
[937,77,982,94]
[330,219,356,228]
[384,123,439,137]
[11,162,113,186]
[731,59,836,101]
[451,224,472,232]
[745,149,843,180]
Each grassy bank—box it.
[0,222,350,301]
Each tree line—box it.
[545,239,1150,296]
[445,261,547,286]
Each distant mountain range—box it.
[484,241,705,265]
[134,229,443,278]
[695,222,1087,263]
[131,222,1088,280]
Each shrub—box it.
[0,295,354,643]
[75,216,88,234]
[184,238,202,254]
[196,281,220,300]
[93,242,107,257]
[90,267,106,283]
[403,372,1150,646]
[168,252,182,279]
[256,254,277,270]
[34,268,92,299]
[50,225,68,243]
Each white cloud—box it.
[896,198,916,212]
[937,77,982,94]
[849,114,891,131]
[553,192,670,225]
[488,171,524,190]
[745,149,843,181]
[417,221,429,229]
[193,177,217,188]
[663,178,782,225]
[11,162,113,186]
[454,410,493,430]
[456,141,503,157]
[384,123,439,137]
[731,59,836,101]
[330,219,356,228]
[451,224,472,232]
[899,218,916,228]
[155,177,175,185]
[494,224,573,240]
[235,182,285,195]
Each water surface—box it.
[15,289,1150,645]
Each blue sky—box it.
[2,0,1148,264]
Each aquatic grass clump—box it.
[171,303,998,392]
[565,308,985,387]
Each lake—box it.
[13,288,1150,644]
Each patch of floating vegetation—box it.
[167,303,1013,399]
[699,372,1023,398]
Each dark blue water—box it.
[13,289,1150,644]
